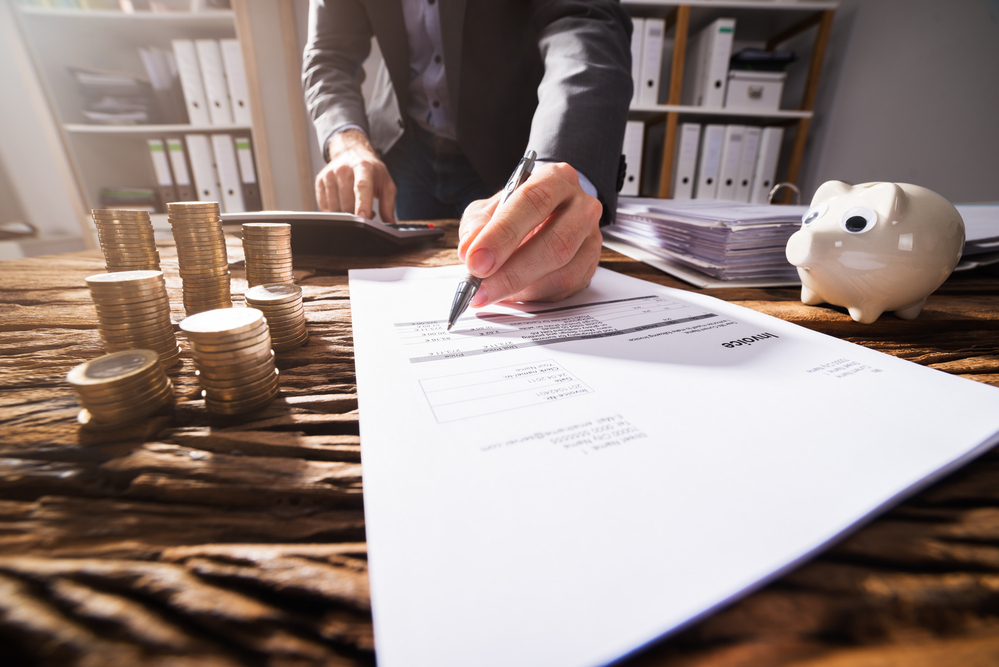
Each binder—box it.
[220,38,252,126]
[735,126,761,203]
[234,136,263,211]
[671,123,700,200]
[716,125,744,201]
[620,121,644,197]
[146,139,177,212]
[750,126,784,204]
[172,39,211,126]
[629,18,644,107]
[138,46,185,124]
[694,124,725,199]
[165,137,195,202]
[638,18,665,107]
[682,18,736,108]
[211,134,246,213]
[195,39,234,126]
[185,133,222,205]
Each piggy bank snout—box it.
[785,229,812,267]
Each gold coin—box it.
[180,307,265,337]
[257,304,305,321]
[185,326,269,351]
[84,384,175,422]
[67,349,161,386]
[194,348,273,376]
[245,283,302,303]
[97,318,174,335]
[204,384,279,415]
[193,337,272,362]
[78,374,172,406]
[197,363,276,389]
[200,368,278,397]
[273,331,309,351]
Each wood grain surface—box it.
[1,221,998,667]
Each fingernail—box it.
[468,248,494,276]
[470,285,489,308]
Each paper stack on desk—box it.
[606,197,806,288]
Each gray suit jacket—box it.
[303,0,633,224]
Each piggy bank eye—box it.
[801,202,828,226]
[840,206,878,234]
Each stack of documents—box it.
[955,203,999,270]
[606,197,806,287]
[69,66,154,125]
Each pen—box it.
[445,149,536,331]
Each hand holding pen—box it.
[447,151,604,329]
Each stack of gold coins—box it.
[92,209,160,272]
[167,201,231,315]
[241,222,294,287]
[85,270,182,368]
[179,308,280,415]
[244,283,309,351]
[67,349,174,427]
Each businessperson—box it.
[302,0,632,305]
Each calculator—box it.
[220,211,445,256]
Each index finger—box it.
[464,165,575,278]
[353,162,376,219]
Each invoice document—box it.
[349,265,999,667]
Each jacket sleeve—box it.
[528,0,633,225]
[302,0,376,161]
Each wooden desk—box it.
[2,221,998,666]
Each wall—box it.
[0,0,90,256]
[799,0,999,203]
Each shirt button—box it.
[428,0,435,4]
[432,100,440,108]
[434,55,441,64]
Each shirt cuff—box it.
[534,160,598,199]
[324,124,368,162]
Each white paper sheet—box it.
[349,265,999,667]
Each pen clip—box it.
[501,149,537,206]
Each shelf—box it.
[65,124,253,134]
[628,105,812,121]
[17,6,235,25]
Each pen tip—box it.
[446,323,453,332]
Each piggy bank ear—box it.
[861,182,908,217]
[811,180,853,204]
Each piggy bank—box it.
[785,181,965,323]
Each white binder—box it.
[694,124,725,199]
[620,121,644,197]
[671,123,700,200]
[165,138,195,202]
[735,126,761,202]
[195,39,234,126]
[750,126,784,203]
[220,38,252,126]
[171,39,211,126]
[211,134,246,213]
[146,139,176,209]
[716,125,745,201]
[638,18,665,107]
[185,133,222,205]
[629,18,644,108]
[234,136,262,211]
[682,18,736,108]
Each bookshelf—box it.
[10,3,267,236]
[623,0,837,199]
